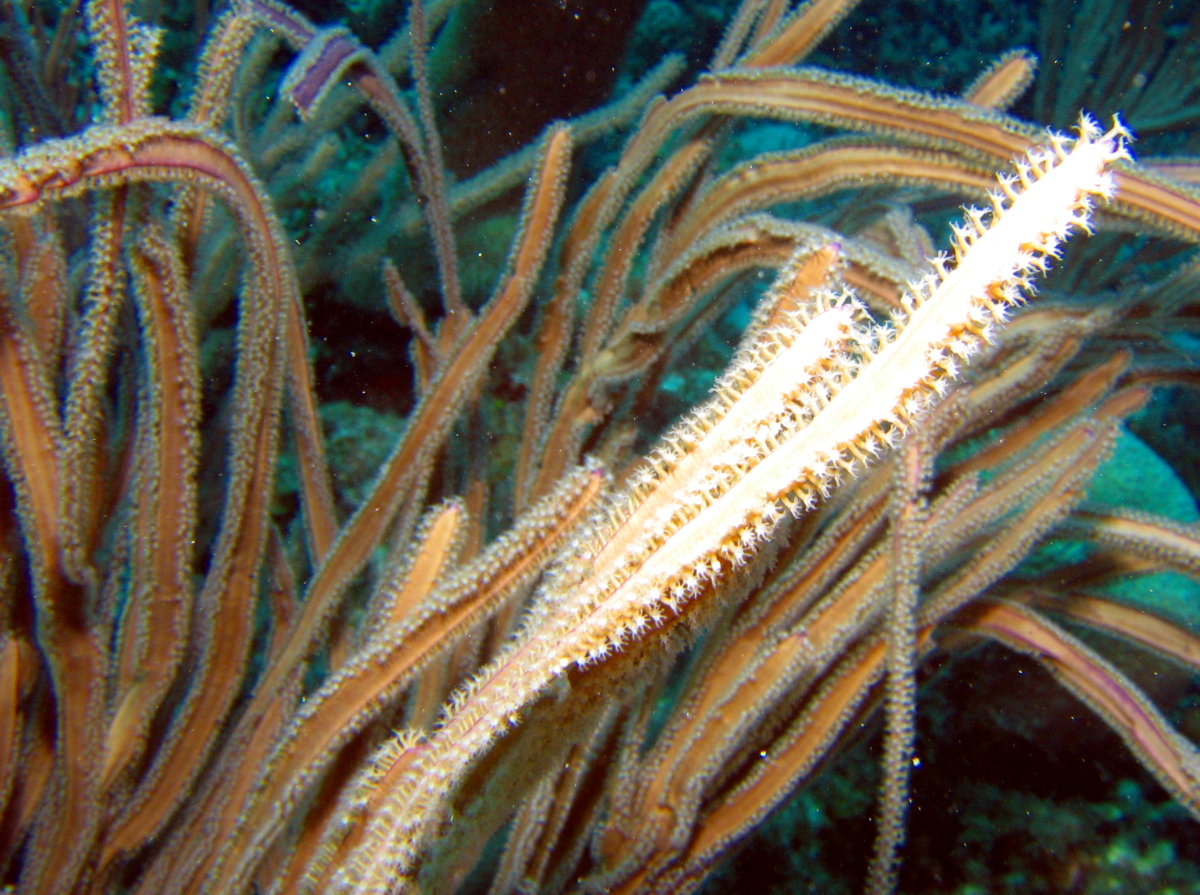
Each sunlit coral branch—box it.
[333,118,1130,893]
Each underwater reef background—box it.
[2,0,1200,893]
